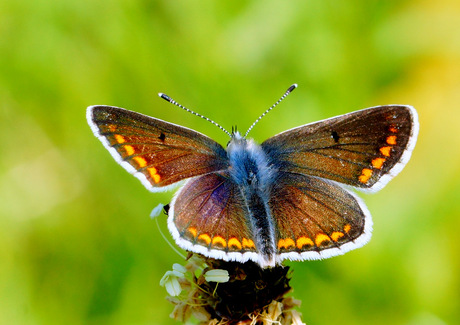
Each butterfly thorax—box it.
[226,132,277,267]
[227,133,276,191]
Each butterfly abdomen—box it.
[227,135,277,267]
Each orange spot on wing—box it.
[242,238,255,249]
[133,156,147,168]
[124,145,135,156]
[380,146,392,157]
[296,236,314,249]
[386,135,397,145]
[187,227,197,238]
[389,125,398,133]
[359,168,373,183]
[344,224,351,234]
[278,238,295,250]
[212,236,227,248]
[372,157,386,169]
[331,231,344,242]
[228,237,242,250]
[114,134,125,143]
[198,233,211,245]
[108,124,117,132]
[147,167,161,183]
[315,233,330,247]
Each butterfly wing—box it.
[87,105,229,191]
[169,170,259,263]
[269,172,372,263]
[261,105,419,192]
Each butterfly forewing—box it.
[169,171,259,263]
[269,172,371,262]
[87,106,229,191]
[261,105,418,192]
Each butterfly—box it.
[87,85,419,268]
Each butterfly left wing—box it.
[169,170,260,264]
[262,105,418,192]
[269,172,372,263]
[87,105,229,191]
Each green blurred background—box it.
[1,0,459,324]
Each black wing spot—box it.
[331,131,340,143]
[163,203,170,214]
[159,132,166,141]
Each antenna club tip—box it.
[288,84,298,92]
[158,93,172,102]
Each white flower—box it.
[172,263,187,275]
[204,269,230,283]
[160,270,183,296]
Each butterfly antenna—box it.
[159,93,232,137]
[244,84,297,137]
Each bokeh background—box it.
[1,1,459,324]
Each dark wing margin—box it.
[87,105,229,192]
[262,105,418,192]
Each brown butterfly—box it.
[87,85,418,268]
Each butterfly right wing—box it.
[87,105,229,191]
[261,105,418,192]
[269,171,372,263]
[168,170,259,264]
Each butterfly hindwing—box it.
[87,105,229,191]
[261,105,418,192]
[269,172,372,263]
[169,170,259,263]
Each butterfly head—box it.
[227,128,245,145]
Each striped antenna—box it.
[244,84,297,138]
[158,93,231,137]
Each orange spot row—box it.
[279,225,353,251]
[359,168,373,184]
[188,224,354,253]
[186,229,255,251]
[108,124,117,132]
[363,131,397,180]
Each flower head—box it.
[161,254,304,324]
